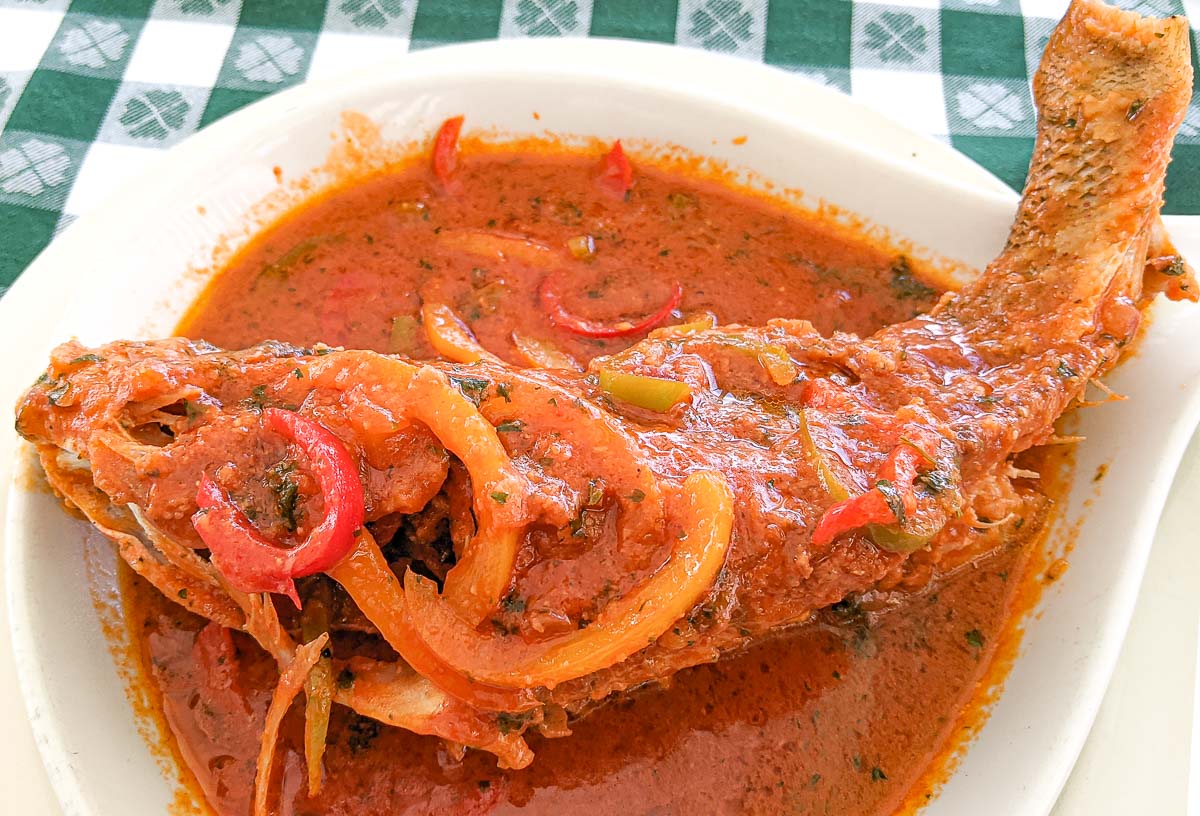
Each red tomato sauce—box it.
[118,145,1058,815]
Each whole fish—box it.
[14,0,1196,772]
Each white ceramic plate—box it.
[4,39,1199,816]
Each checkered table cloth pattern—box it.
[2,0,1198,292]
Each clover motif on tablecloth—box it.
[119,91,191,141]
[0,78,11,113]
[513,0,580,36]
[863,12,927,64]
[57,20,129,70]
[235,35,306,84]
[688,0,754,53]
[177,0,232,16]
[340,0,407,30]
[0,138,70,197]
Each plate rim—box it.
[4,36,1191,816]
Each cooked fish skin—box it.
[12,0,1195,763]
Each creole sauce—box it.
[124,144,1051,815]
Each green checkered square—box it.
[6,71,118,141]
[1166,143,1200,211]
[239,0,327,31]
[590,0,677,41]
[765,0,852,70]
[940,8,1026,79]
[410,0,503,49]
[0,202,60,288]
[214,26,316,91]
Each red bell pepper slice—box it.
[539,276,683,338]
[597,140,633,198]
[810,443,923,547]
[432,115,464,193]
[193,408,365,607]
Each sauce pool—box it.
[118,144,1058,815]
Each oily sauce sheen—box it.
[130,147,1041,815]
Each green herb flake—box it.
[965,628,985,649]
[496,711,530,735]
[501,593,526,614]
[495,419,525,433]
[177,588,188,599]
[268,461,301,532]
[917,470,951,494]
[1162,256,1187,276]
[448,375,490,406]
[496,382,512,402]
[69,354,103,365]
[1056,361,1079,378]
[871,767,888,782]
[1127,99,1146,121]
[586,479,604,507]
[490,491,509,505]
[183,399,205,423]
[889,256,937,300]
[875,479,906,525]
[628,488,646,503]
[46,381,69,406]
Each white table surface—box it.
[0,128,1196,816]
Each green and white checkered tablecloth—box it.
[1,0,1198,293]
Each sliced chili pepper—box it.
[597,140,633,198]
[810,443,923,547]
[193,408,364,607]
[432,115,464,193]
[539,276,683,338]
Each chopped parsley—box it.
[495,419,525,433]
[490,491,509,505]
[46,380,69,406]
[1161,256,1187,276]
[875,479,906,525]
[917,470,951,494]
[586,479,604,507]
[1056,361,1079,379]
[448,375,490,406]
[965,628,985,649]
[889,256,936,300]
